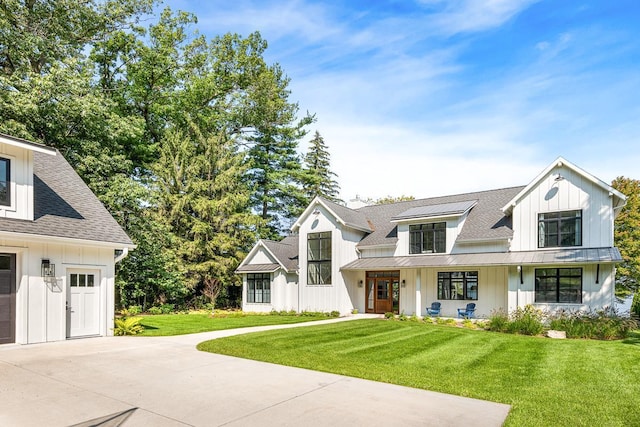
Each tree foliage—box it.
[0,1,336,310]
[374,195,415,205]
[302,131,342,204]
[612,176,640,299]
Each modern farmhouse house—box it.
[237,158,626,318]
[0,133,134,345]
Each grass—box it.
[197,319,640,426]
[138,312,329,336]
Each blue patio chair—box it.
[426,302,441,316]
[457,303,476,318]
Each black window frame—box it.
[437,271,478,300]
[0,158,10,207]
[535,268,582,304]
[246,273,271,303]
[538,210,582,248]
[409,222,446,254]
[307,231,332,285]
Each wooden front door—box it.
[0,254,16,344]
[365,271,400,314]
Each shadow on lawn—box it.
[140,324,159,330]
[622,330,640,346]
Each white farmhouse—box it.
[0,133,134,345]
[237,158,626,318]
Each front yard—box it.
[137,312,330,336]
[198,319,640,426]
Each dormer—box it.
[0,133,56,221]
[391,200,477,256]
[503,157,626,251]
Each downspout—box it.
[115,248,129,264]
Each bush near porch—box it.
[198,319,640,427]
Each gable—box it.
[0,148,133,247]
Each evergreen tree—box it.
[612,176,640,299]
[153,122,263,302]
[302,131,342,204]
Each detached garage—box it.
[0,133,134,345]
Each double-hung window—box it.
[246,273,271,303]
[0,158,10,206]
[535,268,582,303]
[409,222,446,254]
[538,210,582,248]
[437,271,478,300]
[308,231,331,285]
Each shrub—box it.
[462,319,475,329]
[436,317,448,325]
[384,312,395,319]
[508,305,545,335]
[148,306,163,315]
[330,310,341,318]
[409,314,421,322]
[114,317,144,336]
[160,303,174,314]
[549,308,635,340]
[351,308,359,315]
[632,292,640,317]
[123,305,142,316]
[398,312,408,321]
[488,309,509,332]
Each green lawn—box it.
[138,313,329,336]
[197,319,640,426]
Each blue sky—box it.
[163,0,640,201]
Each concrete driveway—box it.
[0,317,510,426]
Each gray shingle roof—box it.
[318,197,372,232]
[341,247,622,270]
[0,150,133,246]
[356,186,524,247]
[262,235,299,271]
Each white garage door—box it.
[67,270,100,338]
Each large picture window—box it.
[538,210,582,248]
[0,158,10,206]
[437,271,478,300]
[246,273,271,303]
[535,268,582,303]
[308,231,331,285]
[410,222,446,254]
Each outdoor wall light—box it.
[401,279,406,287]
[312,208,321,215]
[358,280,363,287]
[554,173,565,182]
[41,259,55,278]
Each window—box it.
[308,231,331,285]
[538,210,582,248]
[409,222,446,254]
[69,273,95,287]
[246,273,271,303]
[535,268,582,303]
[0,158,10,206]
[437,271,478,300]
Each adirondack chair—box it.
[457,303,476,318]
[426,302,441,316]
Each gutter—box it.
[115,247,129,263]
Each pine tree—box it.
[302,131,342,204]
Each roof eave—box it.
[0,133,57,155]
[0,229,135,249]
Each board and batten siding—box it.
[394,214,467,256]
[0,144,34,220]
[297,204,364,314]
[507,264,615,312]
[242,270,298,313]
[3,237,115,344]
[510,165,614,251]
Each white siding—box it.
[508,264,615,313]
[360,247,395,258]
[0,145,34,220]
[394,214,466,256]
[297,204,364,314]
[451,240,510,254]
[510,165,614,251]
[242,270,298,313]
[246,246,277,264]
[4,237,116,344]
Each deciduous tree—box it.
[612,176,640,299]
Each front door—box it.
[67,270,100,338]
[365,271,400,314]
[0,254,16,344]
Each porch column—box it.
[415,269,422,316]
